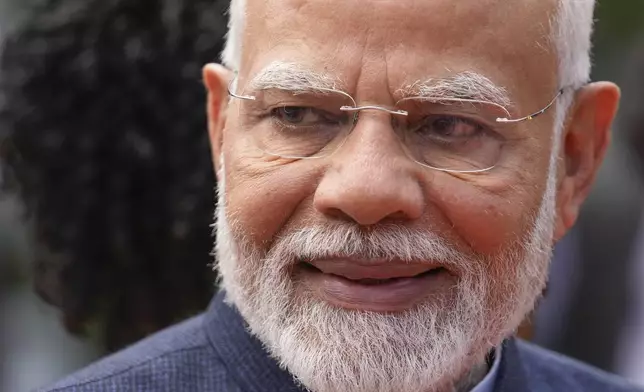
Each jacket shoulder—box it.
[39,315,242,392]
[516,340,643,392]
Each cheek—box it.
[432,166,547,255]
[441,191,536,254]
[445,136,550,254]
[223,148,322,245]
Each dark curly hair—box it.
[0,0,228,351]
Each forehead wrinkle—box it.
[248,61,344,93]
[397,71,513,108]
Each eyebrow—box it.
[248,61,341,93]
[399,72,513,108]
[247,62,512,108]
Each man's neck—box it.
[451,356,490,392]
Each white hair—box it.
[552,0,595,161]
[215,168,555,392]
[220,0,245,73]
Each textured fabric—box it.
[40,290,644,392]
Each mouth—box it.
[296,259,454,312]
[301,262,446,285]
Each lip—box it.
[297,259,455,312]
[308,259,441,280]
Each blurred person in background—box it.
[0,0,227,357]
[40,0,641,391]
[616,40,644,384]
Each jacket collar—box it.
[494,338,531,392]
[204,290,529,392]
[204,291,304,391]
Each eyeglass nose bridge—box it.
[340,105,408,116]
[335,104,420,166]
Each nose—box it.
[313,115,425,226]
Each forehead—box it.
[242,0,559,100]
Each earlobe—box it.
[203,63,232,179]
[553,178,577,242]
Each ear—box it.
[553,82,621,241]
[203,63,232,180]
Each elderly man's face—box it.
[204,0,619,391]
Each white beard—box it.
[214,168,556,392]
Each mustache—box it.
[268,221,473,268]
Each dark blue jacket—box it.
[41,291,643,392]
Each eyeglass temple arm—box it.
[496,89,564,124]
[229,90,256,101]
[228,77,256,101]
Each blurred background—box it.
[0,0,643,391]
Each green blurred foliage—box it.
[596,0,644,43]
[593,0,644,78]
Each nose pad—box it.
[337,105,413,164]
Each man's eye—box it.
[271,106,324,126]
[416,116,485,140]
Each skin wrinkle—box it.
[448,153,539,197]
[418,163,528,253]
[437,173,532,250]
[228,156,322,246]
[228,147,319,239]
